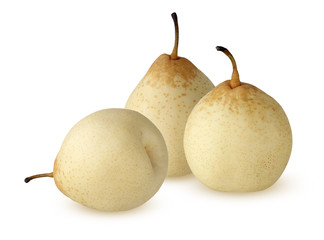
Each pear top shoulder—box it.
[199,80,279,114]
[207,80,263,102]
[142,54,200,88]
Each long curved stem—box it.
[25,172,53,183]
[170,12,179,60]
[216,46,241,88]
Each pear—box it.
[184,46,292,192]
[125,13,214,177]
[25,109,168,211]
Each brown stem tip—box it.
[170,12,179,60]
[171,12,178,23]
[25,172,53,183]
[216,46,241,88]
[216,46,227,52]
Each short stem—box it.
[25,172,53,183]
[216,46,241,88]
[170,12,179,60]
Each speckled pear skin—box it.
[53,109,168,211]
[184,80,292,192]
[126,54,214,177]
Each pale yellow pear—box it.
[25,109,168,211]
[126,13,214,177]
[184,47,292,191]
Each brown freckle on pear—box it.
[182,83,189,88]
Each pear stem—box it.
[216,46,241,88]
[25,172,53,183]
[170,12,179,60]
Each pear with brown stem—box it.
[184,46,292,191]
[126,13,214,177]
[25,109,168,211]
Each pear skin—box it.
[184,47,292,191]
[126,13,214,177]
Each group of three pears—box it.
[26,13,292,211]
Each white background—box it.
[1,0,323,239]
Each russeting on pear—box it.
[184,46,292,191]
[126,13,214,177]
[25,109,168,211]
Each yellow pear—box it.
[126,13,214,177]
[25,109,168,211]
[184,46,292,191]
